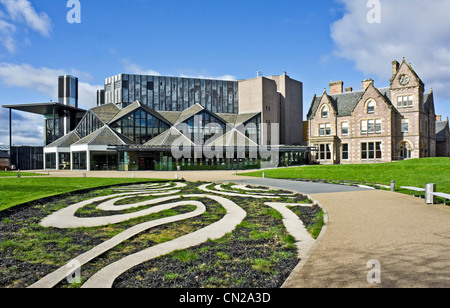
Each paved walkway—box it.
[233,179,450,288]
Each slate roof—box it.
[46,130,81,148]
[0,151,9,158]
[108,101,172,126]
[90,103,120,123]
[73,126,135,146]
[308,87,425,119]
[436,121,449,142]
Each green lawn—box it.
[243,157,450,194]
[0,171,46,177]
[0,177,163,211]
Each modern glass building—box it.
[103,74,239,114]
[37,72,312,171]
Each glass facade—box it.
[182,110,227,144]
[59,153,70,170]
[91,152,118,171]
[243,114,261,145]
[110,108,171,144]
[45,153,56,169]
[75,111,103,138]
[73,151,87,170]
[104,74,239,114]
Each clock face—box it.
[400,75,410,85]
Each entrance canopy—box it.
[2,102,86,116]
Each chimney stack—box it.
[392,60,400,77]
[329,81,344,94]
[436,115,442,122]
[362,79,374,91]
[345,87,353,93]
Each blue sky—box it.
[1,0,450,145]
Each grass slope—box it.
[243,158,450,193]
[0,177,161,212]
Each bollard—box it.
[83,173,86,178]
[425,183,436,204]
[175,174,178,180]
[17,173,21,178]
[132,173,135,178]
[390,180,395,192]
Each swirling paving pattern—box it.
[27,181,317,288]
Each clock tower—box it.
[390,58,435,159]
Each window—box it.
[361,142,382,160]
[397,95,414,108]
[401,119,409,133]
[361,120,368,134]
[400,142,412,159]
[342,144,349,160]
[368,119,375,134]
[361,143,367,160]
[361,119,381,135]
[317,143,332,161]
[367,101,375,113]
[319,123,331,136]
[321,106,328,118]
[397,96,402,108]
[375,119,382,133]
[326,144,332,160]
[341,122,349,135]
[376,142,382,159]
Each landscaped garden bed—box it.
[0,181,323,288]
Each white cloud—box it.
[0,62,102,108]
[0,18,15,52]
[0,62,102,145]
[121,59,161,76]
[0,0,51,36]
[330,0,450,104]
[0,0,51,52]
[0,107,43,146]
[121,59,236,81]
[179,74,237,81]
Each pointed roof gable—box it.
[436,120,449,142]
[73,125,134,146]
[45,130,81,148]
[350,82,393,114]
[174,103,205,125]
[391,58,424,87]
[90,103,120,123]
[143,127,194,147]
[108,101,171,126]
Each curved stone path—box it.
[29,181,315,288]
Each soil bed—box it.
[0,182,320,288]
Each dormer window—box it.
[367,101,375,114]
[321,106,328,118]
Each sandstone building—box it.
[307,58,441,164]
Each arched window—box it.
[367,100,375,114]
[321,105,328,118]
[400,141,413,159]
